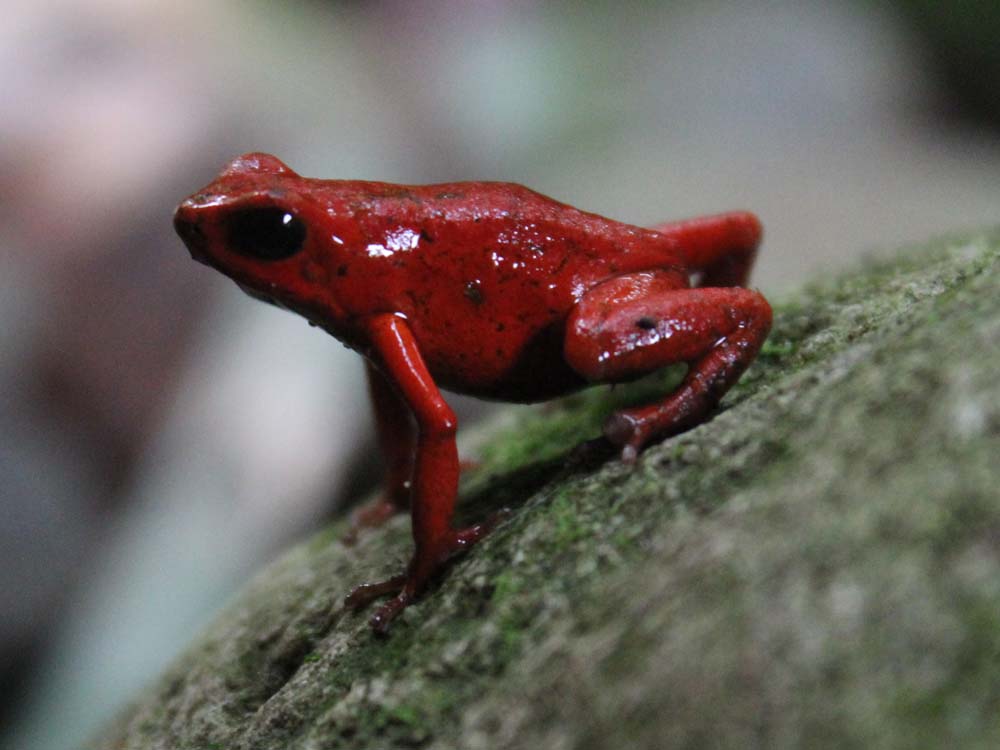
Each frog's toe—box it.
[453,508,511,550]
[369,591,412,635]
[603,411,646,464]
[344,573,407,611]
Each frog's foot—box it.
[603,404,694,465]
[345,509,510,634]
[342,496,407,546]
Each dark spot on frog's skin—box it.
[386,187,418,201]
[495,322,505,332]
[473,217,481,223]
[337,264,348,277]
[636,316,657,330]
[464,280,484,305]
[420,229,435,243]
[301,261,328,284]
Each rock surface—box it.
[97,231,1000,749]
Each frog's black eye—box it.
[225,207,306,261]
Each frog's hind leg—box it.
[564,271,772,462]
[650,211,762,287]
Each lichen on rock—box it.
[96,231,1000,750]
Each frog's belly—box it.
[425,321,589,403]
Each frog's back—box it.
[325,179,685,279]
[417,180,674,259]
[319,180,686,401]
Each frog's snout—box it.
[173,202,209,262]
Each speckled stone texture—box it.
[96,230,1000,750]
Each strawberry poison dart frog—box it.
[174,153,772,633]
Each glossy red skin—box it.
[174,153,772,633]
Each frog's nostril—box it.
[173,209,207,257]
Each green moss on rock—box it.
[96,231,1000,749]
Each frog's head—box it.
[174,153,347,325]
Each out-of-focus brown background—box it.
[2,1,998,748]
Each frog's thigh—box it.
[563,272,767,383]
[565,274,772,459]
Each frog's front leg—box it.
[344,314,503,633]
[564,271,772,462]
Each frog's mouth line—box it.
[236,281,281,308]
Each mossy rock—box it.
[96,231,1000,749]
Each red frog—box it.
[174,153,772,633]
